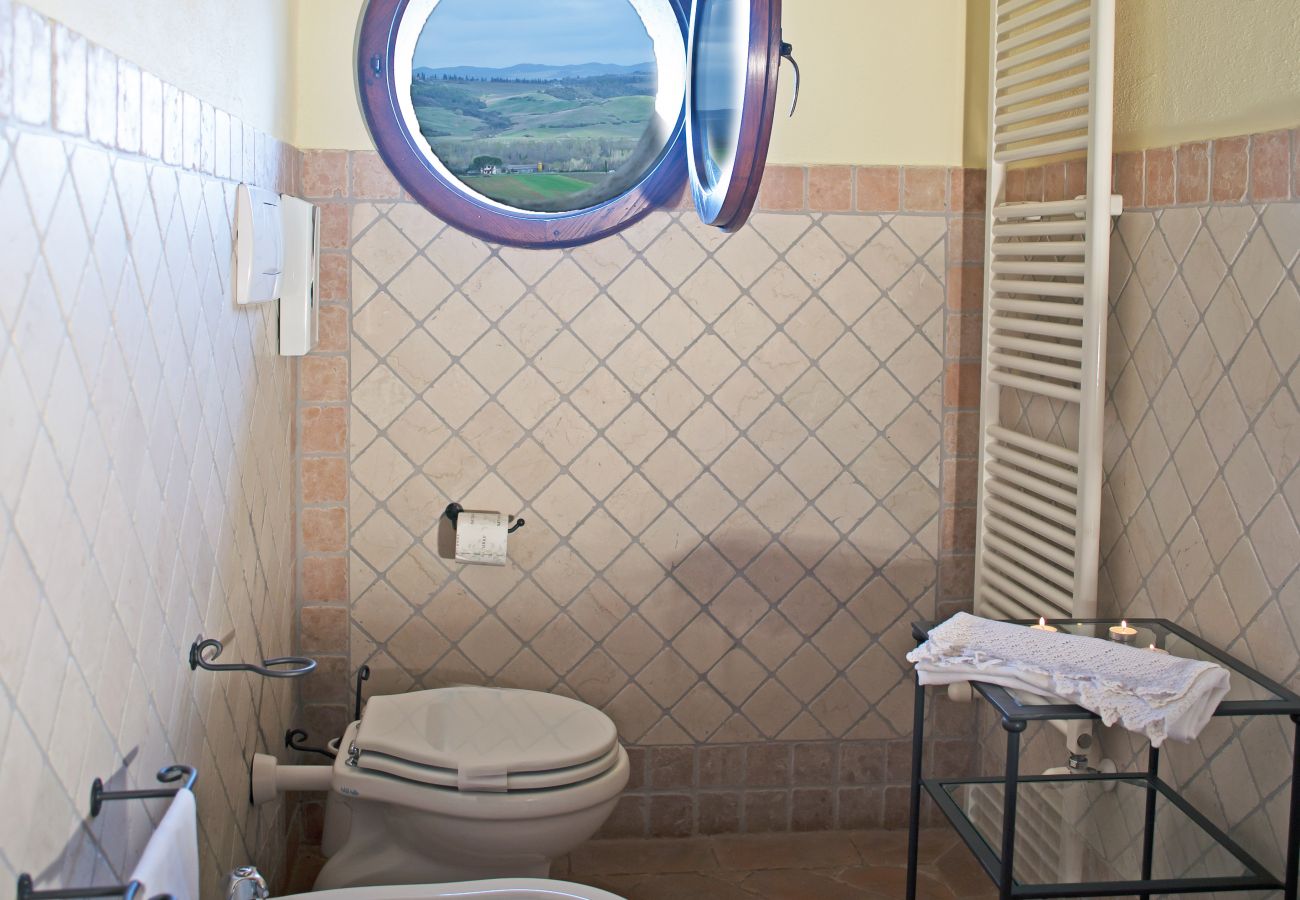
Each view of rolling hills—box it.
[410,62,659,211]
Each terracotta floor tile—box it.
[283,849,326,894]
[838,865,955,899]
[849,828,957,866]
[566,837,718,876]
[555,829,1004,898]
[740,868,866,900]
[933,841,997,898]
[617,872,757,899]
[848,828,907,865]
[711,831,863,870]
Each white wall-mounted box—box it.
[277,196,320,357]
[232,183,320,356]
[234,184,283,305]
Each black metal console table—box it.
[906,618,1300,899]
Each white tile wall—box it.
[0,4,299,896]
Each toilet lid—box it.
[353,686,618,791]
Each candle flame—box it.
[1149,644,1156,650]
[1039,616,1047,626]
[1121,619,1128,629]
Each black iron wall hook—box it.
[285,729,336,760]
[354,664,371,721]
[91,765,198,817]
[189,636,317,678]
[444,502,525,533]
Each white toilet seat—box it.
[357,743,622,791]
[333,722,631,820]
[350,686,620,793]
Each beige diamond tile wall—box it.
[977,135,1300,884]
[0,4,300,896]
[1101,193,1300,879]
[298,158,984,834]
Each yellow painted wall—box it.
[1112,0,1300,152]
[963,0,1300,165]
[25,0,296,140]
[292,0,972,166]
[963,0,991,167]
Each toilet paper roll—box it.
[454,510,510,566]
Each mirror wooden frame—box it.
[686,0,784,232]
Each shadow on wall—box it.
[340,539,939,721]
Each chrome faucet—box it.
[225,867,268,900]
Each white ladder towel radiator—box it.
[966,1,1123,882]
[974,0,1120,633]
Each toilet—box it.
[252,685,629,888]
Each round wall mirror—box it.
[687,0,784,231]
[358,0,791,248]
[359,0,689,247]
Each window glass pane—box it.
[691,0,748,190]
[406,0,670,213]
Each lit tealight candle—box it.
[1147,644,1169,654]
[1109,620,1138,643]
[1030,616,1058,633]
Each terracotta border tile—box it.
[1113,151,1144,209]
[1022,165,1043,202]
[1250,129,1291,201]
[902,166,947,211]
[302,556,348,602]
[302,149,349,199]
[806,166,851,211]
[1294,127,1300,199]
[855,166,899,212]
[1144,147,1174,207]
[756,165,806,210]
[351,150,403,200]
[1211,136,1248,202]
[1175,141,1209,204]
[301,407,347,454]
[1064,159,1087,199]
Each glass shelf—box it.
[910,618,1300,721]
[926,775,1280,894]
[907,617,1300,899]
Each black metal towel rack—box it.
[189,636,316,678]
[16,876,145,900]
[91,765,197,817]
[19,766,196,900]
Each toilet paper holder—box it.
[444,502,526,533]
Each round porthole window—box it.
[357,0,795,248]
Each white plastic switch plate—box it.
[277,196,320,357]
[234,183,284,305]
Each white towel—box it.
[906,613,1231,746]
[129,788,199,900]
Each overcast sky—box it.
[413,0,654,70]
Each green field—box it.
[461,172,609,206]
[411,69,655,211]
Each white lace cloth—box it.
[906,613,1231,746]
